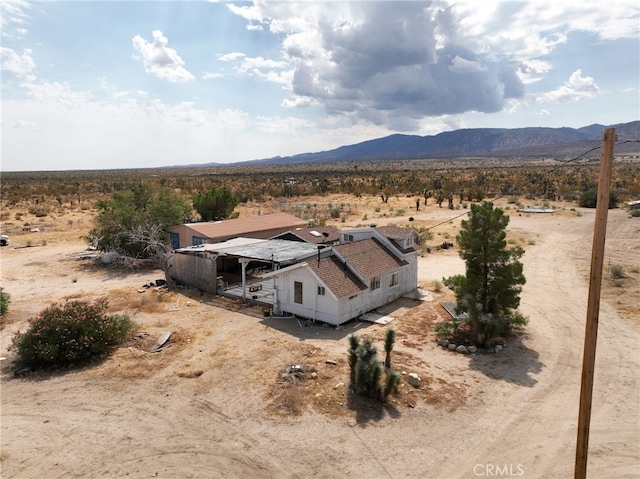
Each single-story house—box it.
[264,227,418,325]
[270,226,340,245]
[166,212,307,249]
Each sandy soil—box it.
[1,199,639,479]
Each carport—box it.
[173,238,326,305]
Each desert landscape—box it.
[1,191,639,479]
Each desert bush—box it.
[630,209,640,217]
[430,279,443,292]
[11,299,135,369]
[0,287,11,316]
[610,264,625,279]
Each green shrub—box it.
[630,209,640,217]
[610,264,625,279]
[11,299,135,369]
[0,287,11,316]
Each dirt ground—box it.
[1,196,639,479]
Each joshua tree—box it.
[384,327,396,369]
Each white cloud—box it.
[218,52,245,62]
[537,69,600,103]
[21,80,93,109]
[1,46,35,79]
[223,0,638,132]
[202,72,223,80]
[0,0,31,38]
[132,30,194,83]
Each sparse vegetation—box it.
[0,287,11,316]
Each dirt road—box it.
[1,207,638,478]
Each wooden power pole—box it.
[574,128,615,479]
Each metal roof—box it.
[176,238,322,265]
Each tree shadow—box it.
[346,389,401,426]
[466,333,544,387]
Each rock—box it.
[310,372,318,379]
[456,345,469,354]
[467,345,477,354]
[448,343,457,351]
[334,382,345,389]
[495,344,503,352]
[437,339,449,348]
[407,373,420,388]
[325,359,338,366]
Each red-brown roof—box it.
[282,226,340,244]
[333,238,406,280]
[376,225,415,240]
[307,256,367,299]
[172,213,307,239]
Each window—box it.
[169,232,180,250]
[192,236,205,245]
[294,281,303,304]
[344,234,354,242]
[407,236,414,247]
[370,276,380,290]
[390,272,399,287]
[317,286,326,296]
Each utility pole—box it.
[574,128,615,479]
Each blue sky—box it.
[1,0,638,172]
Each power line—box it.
[422,137,639,233]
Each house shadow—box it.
[466,333,544,387]
[260,316,376,341]
[346,389,402,426]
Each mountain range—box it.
[197,120,640,168]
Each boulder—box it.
[495,344,503,352]
[455,345,469,354]
[467,345,477,354]
[407,373,420,388]
[448,343,457,351]
[437,339,449,348]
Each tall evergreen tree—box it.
[444,202,527,347]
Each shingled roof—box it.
[375,225,415,240]
[333,238,406,280]
[307,256,367,299]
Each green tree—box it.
[444,202,527,347]
[88,183,191,258]
[0,287,11,316]
[193,187,238,221]
[578,189,619,209]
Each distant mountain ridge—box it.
[194,120,639,168]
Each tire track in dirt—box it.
[445,214,640,478]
